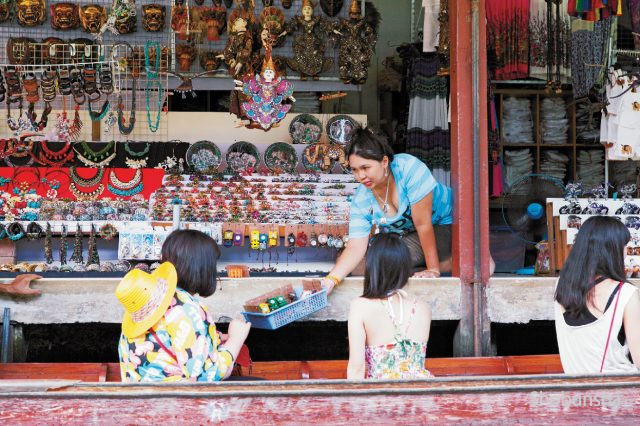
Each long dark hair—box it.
[345,127,395,163]
[362,233,411,298]
[555,216,629,317]
[161,229,221,297]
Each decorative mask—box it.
[79,5,107,33]
[259,6,285,47]
[201,5,226,41]
[0,0,11,23]
[50,3,80,30]
[142,4,165,32]
[7,37,37,65]
[170,4,193,41]
[114,4,137,34]
[16,0,47,26]
[176,44,196,72]
[281,0,291,8]
[199,50,223,72]
[42,37,66,64]
[320,0,343,17]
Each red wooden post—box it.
[450,0,491,356]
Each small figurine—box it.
[285,0,333,81]
[234,51,295,130]
[220,8,255,78]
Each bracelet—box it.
[325,275,341,286]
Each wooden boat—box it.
[1,355,639,424]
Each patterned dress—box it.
[118,288,234,382]
[364,296,432,380]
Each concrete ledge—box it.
[487,277,640,324]
[0,277,462,325]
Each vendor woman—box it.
[322,127,453,293]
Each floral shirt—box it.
[365,340,432,380]
[118,288,234,382]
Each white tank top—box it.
[554,282,639,374]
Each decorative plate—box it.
[264,142,298,173]
[186,140,222,173]
[289,114,323,144]
[326,114,359,145]
[226,141,261,174]
[302,143,333,173]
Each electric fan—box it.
[501,174,566,245]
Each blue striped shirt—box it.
[348,153,452,238]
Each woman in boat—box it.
[116,229,251,382]
[555,216,640,374]
[322,127,454,293]
[347,233,432,379]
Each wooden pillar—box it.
[450,0,491,356]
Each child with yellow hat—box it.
[116,229,250,382]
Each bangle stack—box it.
[325,275,341,287]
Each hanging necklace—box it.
[35,141,74,166]
[70,166,105,188]
[117,80,136,135]
[145,80,163,132]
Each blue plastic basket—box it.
[242,289,328,330]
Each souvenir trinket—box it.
[222,8,255,78]
[264,142,298,173]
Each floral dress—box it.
[364,297,432,380]
[118,288,234,382]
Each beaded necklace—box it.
[70,182,105,201]
[108,169,144,197]
[4,139,35,167]
[145,40,161,79]
[70,166,105,187]
[145,80,163,132]
[33,141,74,166]
[124,142,150,157]
[74,141,116,167]
[117,80,136,135]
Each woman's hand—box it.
[321,278,337,295]
[412,269,441,279]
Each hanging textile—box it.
[422,0,441,52]
[567,0,622,22]
[570,16,615,98]
[487,0,531,80]
[529,0,572,81]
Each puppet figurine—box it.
[285,0,332,81]
[258,5,286,48]
[234,51,295,131]
[220,8,254,78]
[332,0,379,84]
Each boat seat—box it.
[0,363,110,382]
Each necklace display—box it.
[33,141,74,166]
[69,182,105,200]
[108,169,144,196]
[70,166,105,187]
[124,142,150,157]
[145,80,163,132]
[74,141,116,167]
[4,139,35,167]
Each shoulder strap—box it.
[404,298,418,336]
[600,282,624,373]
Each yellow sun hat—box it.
[115,262,178,339]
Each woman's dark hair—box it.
[161,229,221,297]
[345,127,394,163]
[555,216,630,317]
[362,233,411,298]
